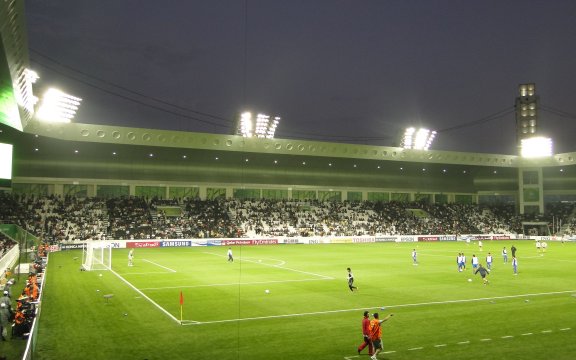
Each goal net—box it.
[81,241,112,271]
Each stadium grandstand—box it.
[2,2,576,360]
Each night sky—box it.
[25,0,576,155]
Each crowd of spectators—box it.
[229,200,516,237]
[2,192,576,242]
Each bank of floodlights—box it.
[36,88,82,123]
[237,111,280,139]
[520,136,553,158]
[401,127,437,150]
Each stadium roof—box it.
[3,120,576,194]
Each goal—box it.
[81,241,112,271]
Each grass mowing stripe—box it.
[180,289,575,325]
[115,271,174,275]
[384,327,571,355]
[139,277,334,291]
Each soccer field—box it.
[35,241,576,360]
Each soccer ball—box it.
[468,278,472,282]
[265,289,270,294]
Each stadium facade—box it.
[2,1,576,215]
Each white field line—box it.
[109,268,198,324]
[115,271,173,276]
[182,289,576,325]
[141,258,177,272]
[140,277,332,291]
[203,251,334,280]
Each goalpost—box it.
[81,241,112,271]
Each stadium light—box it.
[237,111,280,138]
[36,88,82,123]
[520,137,553,158]
[24,68,39,84]
[401,127,437,150]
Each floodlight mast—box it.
[401,127,436,150]
[520,137,553,158]
[236,111,280,138]
[36,88,82,123]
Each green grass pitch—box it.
[33,241,576,360]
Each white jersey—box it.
[486,255,493,263]
[472,256,479,266]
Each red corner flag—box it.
[179,291,184,324]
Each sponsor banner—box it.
[353,237,375,243]
[48,245,60,252]
[282,238,301,244]
[418,236,439,242]
[438,235,457,241]
[206,240,221,246]
[59,243,86,250]
[128,241,161,248]
[463,235,491,241]
[492,235,511,240]
[400,236,416,242]
[221,239,279,246]
[306,238,326,244]
[331,238,353,244]
[161,241,192,247]
[375,236,397,242]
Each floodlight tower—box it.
[515,83,548,216]
[515,83,539,144]
[36,88,82,123]
[400,127,436,150]
[236,111,280,139]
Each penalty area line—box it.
[203,251,333,280]
[142,258,177,272]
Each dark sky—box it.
[25,0,576,155]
